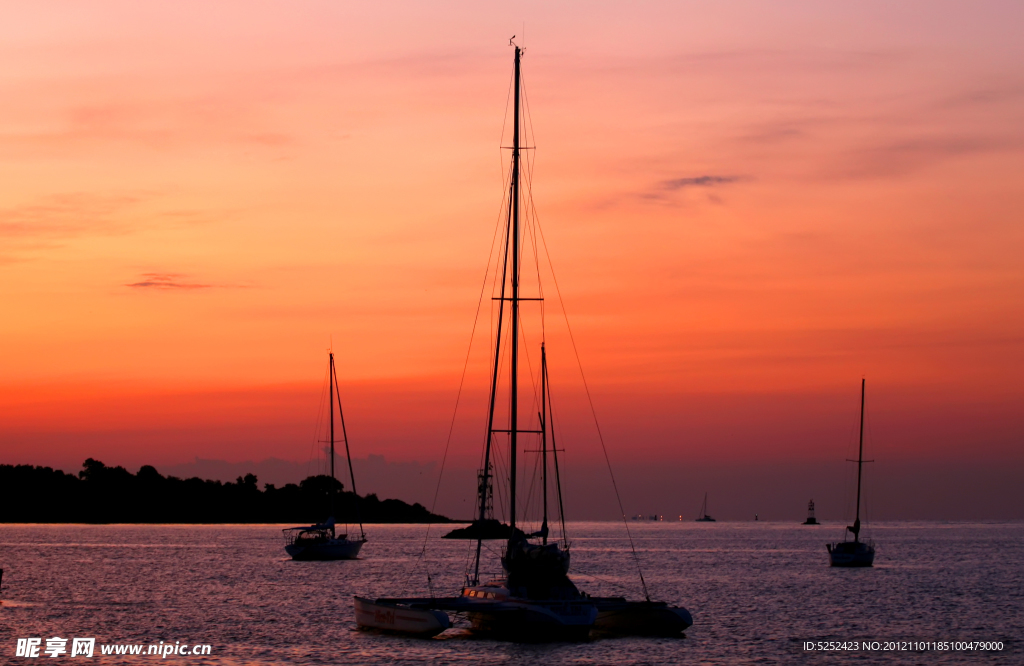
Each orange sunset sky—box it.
[1,2,1022,519]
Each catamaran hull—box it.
[593,600,692,636]
[353,597,451,637]
[286,540,364,561]
[466,602,597,642]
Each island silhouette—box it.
[0,459,452,524]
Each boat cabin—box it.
[282,524,344,547]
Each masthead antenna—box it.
[509,35,516,46]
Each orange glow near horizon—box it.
[1,2,1022,479]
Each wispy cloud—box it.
[126,273,211,290]
[831,135,1019,180]
[633,174,745,205]
[658,47,905,76]
[0,193,139,240]
[0,192,228,267]
[936,84,1024,110]
[661,175,741,190]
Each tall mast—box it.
[471,46,518,584]
[853,378,866,542]
[328,352,336,529]
[508,44,522,536]
[540,343,549,544]
[329,352,335,480]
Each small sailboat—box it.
[283,351,366,561]
[827,379,875,567]
[355,43,691,641]
[803,500,819,525]
[695,492,716,522]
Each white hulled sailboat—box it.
[282,352,366,560]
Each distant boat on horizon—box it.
[826,379,875,567]
[282,351,366,561]
[803,499,819,525]
[695,492,716,522]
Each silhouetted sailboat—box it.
[695,492,716,522]
[826,379,875,567]
[354,42,691,640]
[282,352,366,560]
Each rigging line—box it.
[535,219,652,602]
[518,171,542,301]
[498,68,515,171]
[307,363,331,479]
[518,434,544,526]
[491,438,510,523]
[864,401,878,495]
[480,180,512,474]
[521,69,535,154]
[502,306,549,527]
[463,537,481,584]
[479,176,512,467]
[519,72,546,341]
[520,173,545,342]
[418,158,513,567]
[841,394,859,530]
[515,310,544,426]
[479,154,515,471]
[332,359,363,539]
[524,184,545,342]
[546,375,569,544]
[571,570,634,594]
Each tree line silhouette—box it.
[0,459,452,524]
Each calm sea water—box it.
[1,522,1020,664]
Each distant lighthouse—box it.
[803,499,819,525]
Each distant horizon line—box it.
[2,519,1022,526]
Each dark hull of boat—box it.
[827,541,874,567]
[285,539,364,561]
[466,603,595,642]
[593,599,692,636]
[354,595,595,642]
